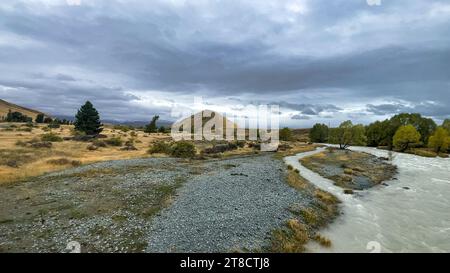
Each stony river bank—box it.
[0,153,337,253]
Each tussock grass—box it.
[313,233,332,247]
[46,158,82,167]
[286,169,308,190]
[299,208,318,225]
[314,189,339,205]
[41,132,63,142]
[271,219,309,253]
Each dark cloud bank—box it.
[0,0,449,126]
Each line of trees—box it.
[5,110,33,123]
[309,113,450,153]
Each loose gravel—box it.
[1,154,314,253]
[147,154,313,252]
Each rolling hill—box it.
[0,99,49,121]
[172,110,237,132]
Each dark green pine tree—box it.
[145,115,159,133]
[35,113,45,123]
[74,101,103,135]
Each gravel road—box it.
[146,154,313,252]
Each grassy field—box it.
[0,123,171,184]
[0,122,314,184]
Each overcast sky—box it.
[0,0,449,127]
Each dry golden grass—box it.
[299,208,318,225]
[273,142,318,159]
[286,169,308,190]
[314,189,340,205]
[271,219,310,253]
[313,233,332,248]
[0,123,171,184]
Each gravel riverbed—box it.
[1,154,314,253]
[147,155,313,252]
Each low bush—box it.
[148,141,172,154]
[48,123,61,129]
[15,140,27,147]
[41,133,63,142]
[170,141,196,158]
[17,127,33,132]
[87,144,99,151]
[105,137,123,146]
[91,139,107,147]
[113,125,131,132]
[47,158,82,166]
[30,141,53,148]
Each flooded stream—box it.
[285,146,450,253]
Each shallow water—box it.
[284,146,450,253]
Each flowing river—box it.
[284,146,450,253]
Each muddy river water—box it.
[285,146,450,253]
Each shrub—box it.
[148,141,171,154]
[87,144,99,151]
[279,127,293,141]
[130,131,137,137]
[170,141,196,158]
[105,137,123,146]
[41,133,63,142]
[15,140,27,147]
[92,139,107,147]
[113,125,131,132]
[48,123,61,129]
[30,141,52,148]
[6,160,19,168]
[17,127,32,132]
[47,158,82,166]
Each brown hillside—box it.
[0,99,49,121]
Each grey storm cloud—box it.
[0,0,449,124]
[291,114,311,120]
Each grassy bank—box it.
[270,168,340,253]
[300,148,397,192]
